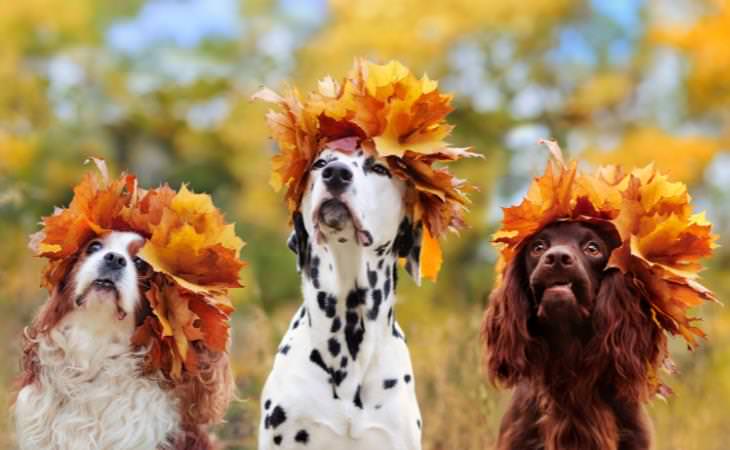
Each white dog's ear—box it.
[288,211,310,273]
[393,218,423,286]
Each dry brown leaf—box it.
[253,58,481,280]
[30,160,245,380]
[493,140,718,394]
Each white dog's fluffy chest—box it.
[259,305,422,450]
[15,312,181,450]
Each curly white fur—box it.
[14,232,181,450]
[14,315,180,450]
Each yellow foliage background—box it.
[1,1,729,449]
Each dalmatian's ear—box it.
[393,217,423,286]
[288,211,310,273]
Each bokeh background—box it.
[1,0,730,449]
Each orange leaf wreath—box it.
[252,58,481,281]
[493,140,718,394]
[29,158,246,379]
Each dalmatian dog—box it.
[259,147,424,450]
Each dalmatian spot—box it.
[377,258,384,270]
[295,429,310,444]
[328,338,341,357]
[367,289,382,321]
[330,316,342,333]
[309,256,321,289]
[279,345,291,355]
[417,419,422,429]
[346,287,367,308]
[340,356,348,368]
[270,406,287,429]
[309,349,328,375]
[392,262,399,291]
[354,385,363,409]
[383,278,391,299]
[375,241,391,257]
[392,322,404,340]
[367,266,378,288]
[274,435,283,445]
[383,379,398,389]
[265,399,271,410]
[332,369,347,386]
[317,291,337,318]
[292,320,300,329]
[387,307,393,324]
[345,312,365,360]
[404,374,412,383]
[299,307,307,320]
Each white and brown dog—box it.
[259,148,424,450]
[14,231,233,450]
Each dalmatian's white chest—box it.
[259,259,422,450]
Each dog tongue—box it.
[543,284,574,300]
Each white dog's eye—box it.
[312,159,327,169]
[133,256,150,274]
[86,240,103,254]
[371,164,390,177]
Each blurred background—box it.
[1,0,729,448]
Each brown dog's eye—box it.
[584,241,602,256]
[86,241,103,254]
[531,240,547,256]
[312,159,327,169]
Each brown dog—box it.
[482,221,663,450]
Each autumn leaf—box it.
[30,160,245,380]
[493,140,718,395]
[253,58,481,280]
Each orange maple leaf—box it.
[253,58,481,281]
[493,140,718,395]
[30,159,245,380]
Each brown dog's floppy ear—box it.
[481,257,537,387]
[392,217,422,286]
[590,269,665,401]
[287,211,311,273]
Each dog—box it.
[482,221,662,450]
[258,147,424,450]
[15,231,233,450]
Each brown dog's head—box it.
[525,222,616,331]
[482,220,664,400]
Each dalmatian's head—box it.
[289,147,423,282]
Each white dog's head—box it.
[291,147,423,281]
[69,231,149,322]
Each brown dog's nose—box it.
[322,162,353,195]
[542,246,575,268]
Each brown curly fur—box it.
[481,223,666,450]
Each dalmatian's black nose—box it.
[322,162,353,195]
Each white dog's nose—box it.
[103,252,127,271]
[322,162,353,195]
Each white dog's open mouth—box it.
[76,279,128,320]
[313,198,373,246]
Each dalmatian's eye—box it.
[371,164,390,177]
[312,159,327,170]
